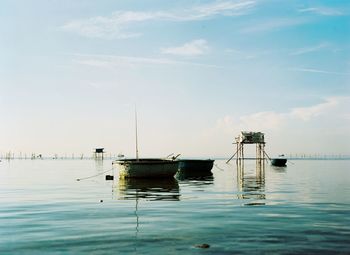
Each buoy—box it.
[105,175,114,180]
[194,244,210,249]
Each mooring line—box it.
[76,168,113,181]
[214,163,225,171]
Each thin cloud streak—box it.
[290,43,330,56]
[240,17,309,33]
[61,0,257,38]
[299,7,344,16]
[72,53,230,69]
[289,67,350,76]
[161,39,209,56]
[191,0,256,19]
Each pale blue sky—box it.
[1,0,349,157]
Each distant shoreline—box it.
[1,157,350,161]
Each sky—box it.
[1,0,349,158]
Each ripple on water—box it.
[1,160,350,254]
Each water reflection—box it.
[94,159,104,173]
[271,165,287,173]
[176,170,214,187]
[237,161,266,204]
[116,178,180,201]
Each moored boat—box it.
[114,109,179,178]
[177,159,214,173]
[115,158,179,178]
[271,158,287,167]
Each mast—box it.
[135,108,139,161]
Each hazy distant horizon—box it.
[1,0,349,157]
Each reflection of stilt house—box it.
[232,132,266,204]
[93,148,105,160]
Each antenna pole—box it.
[135,107,139,161]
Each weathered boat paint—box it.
[115,158,179,178]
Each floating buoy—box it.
[105,175,114,180]
[194,244,210,249]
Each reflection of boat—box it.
[271,155,287,167]
[117,177,180,201]
[177,159,214,173]
[115,159,179,178]
[115,178,180,252]
[176,168,213,180]
[176,171,213,187]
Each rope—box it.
[226,143,243,164]
[214,163,225,171]
[76,168,113,181]
[263,151,272,161]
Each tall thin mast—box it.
[135,108,139,161]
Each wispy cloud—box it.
[290,97,339,121]
[299,7,344,16]
[289,67,350,76]
[191,0,256,19]
[161,39,209,56]
[61,0,256,38]
[72,53,228,69]
[239,111,286,130]
[61,12,148,39]
[290,42,330,56]
[241,17,308,33]
[225,48,272,60]
[215,97,349,133]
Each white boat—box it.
[115,158,179,178]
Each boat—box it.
[177,159,214,175]
[271,155,287,167]
[115,158,179,178]
[113,109,179,178]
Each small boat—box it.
[115,158,179,178]
[271,155,287,167]
[113,109,179,178]
[177,159,214,173]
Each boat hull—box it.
[271,158,287,167]
[177,159,214,172]
[115,159,179,178]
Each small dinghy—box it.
[271,155,287,167]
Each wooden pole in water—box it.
[135,107,139,161]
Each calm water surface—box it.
[1,159,350,254]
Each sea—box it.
[1,159,350,254]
